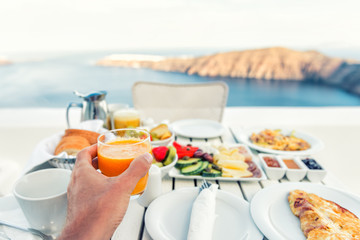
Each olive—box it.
[211,164,222,171]
[193,150,204,158]
[202,153,214,163]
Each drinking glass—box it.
[97,129,151,196]
[113,109,140,129]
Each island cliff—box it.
[97,47,360,95]
[0,57,11,65]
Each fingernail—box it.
[143,152,153,164]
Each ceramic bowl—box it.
[151,129,175,147]
[258,154,286,180]
[279,156,307,181]
[301,158,327,182]
[156,154,178,178]
[13,168,71,235]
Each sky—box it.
[0,0,359,54]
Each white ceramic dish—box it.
[258,154,286,180]
[250,182,360,240]
[171,119,225,139]
[156,154,178,178]
[235,127,324,156]
[145,187,263,240]
[169,167,266,181]
[278,156,307,181]
[169,144,267,181]
[300,158,327,182]
[151,129,175,147]
[13,169,71,236]
[0,195,36,239]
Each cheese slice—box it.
[222,168,253,178]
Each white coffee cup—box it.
[13,168,71,235]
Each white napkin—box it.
[24,120,105,173]
[187,184,218,240]
[0,196,40,240]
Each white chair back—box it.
[132,81,228,123]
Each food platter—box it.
[235,127,324,155]
[169,167,266,181]
[169,143,267,181]
[145,187,263,240]
[250,182,360,240]
[171,119,225,139]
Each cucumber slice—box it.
[202,169,222,177]
[180,161,209,175]
[175,158,201,169]
[180,161,203,175]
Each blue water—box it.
[0,50,359,108]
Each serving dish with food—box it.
[259,154,327,182]
[250,182,360,240]
[235,128,324,156]
[148,123,174,146]
[152,145,178,178]
[169,142,266,181]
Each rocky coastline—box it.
[0,57,11,65]
[96,47,360,96]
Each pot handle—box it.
[66,102,83,128]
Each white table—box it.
[112,126,348,240]
[0,107,359,239]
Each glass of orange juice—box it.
[97,128,151,196]
[113,109,140,129]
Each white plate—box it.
[145,187,263,240]
[235,127,324,155]
[171,119,225,138]
[250,182,360,240]
[168,144,267,181]
[169,166,266,182]
[0,196,39,239]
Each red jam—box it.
[263,156,280,168]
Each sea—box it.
[1,49,360,108]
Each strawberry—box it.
[152,146,168,162]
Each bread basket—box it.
[49,157,76,170]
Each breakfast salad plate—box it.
[250,182,360,240]
[169,143,267,181]
[145,187,263,240]
[171,119,225,139]
[234,127,324,156]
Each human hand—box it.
[58,144,153,240]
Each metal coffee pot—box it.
[66,90,108,128]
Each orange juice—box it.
[114,117,140,129]
[98,138,151,195]
[113,110,140,129]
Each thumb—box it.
[116,152,153,192]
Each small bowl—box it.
[258,154,286,180]
[279,156,307,181]
[151,129,175,147]
[301,158,327,182]
[154,154,178,178]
